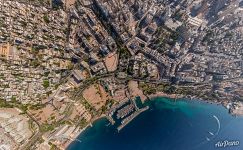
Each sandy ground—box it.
[104,52,118,72]
[0,108,31,123]
[128,81,147,102]
[83,84,109,110]
[65,0,76,8]
[30,104,62,124]
[0,108,21,116]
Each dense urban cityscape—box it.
[0,0,243,149]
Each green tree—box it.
[43,80,50,88]
[79,118,88,128]
[43,15,50,23]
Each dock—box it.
[106,116,115,125]
[117,106,149,131]
[117,104,135,119]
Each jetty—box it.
[117,106,149,131]
[106,115,115,125]
[107,99,130,117]
[117,104,135,119]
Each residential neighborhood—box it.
[0,0,243,149]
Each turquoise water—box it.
[67,97,243,150]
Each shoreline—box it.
[147,92,183,100]
[66,93,236,149]
[146,91,227,108]
[64,114,107,149]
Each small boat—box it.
[208,131,214,136]
[206,137,210,141]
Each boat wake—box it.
[192,115,221,150]
[213,115,221,135]
[206,115,221,140]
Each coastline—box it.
[64,114,107,149]
[148,91,243,118]
[67,92,239,149]
[146,91,226,107]
[147,92,183,100]
[66,94,243,150]
[63,124,90,149]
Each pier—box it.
[106,115,115,125]
[117,106,149,131]
[106,98,149,132]
[117,104,135,119]
[108,99,130,116]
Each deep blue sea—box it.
[67,97,243,150]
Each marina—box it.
[107,98,149,131]
[106,115,115,125]
[117,106,149,131]
[68,98,243,150]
